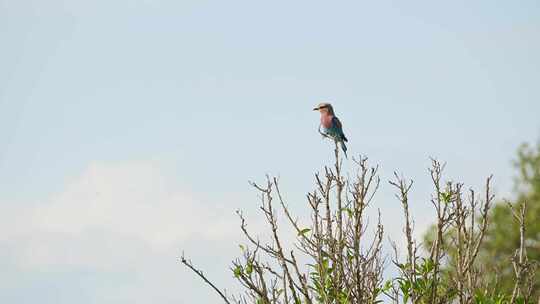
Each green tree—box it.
[481,142,540,299]
[423,141,540,301]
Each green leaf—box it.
[340,207,353,217]
[383,280,393,292]
[441,191,452,203]
[298,228,311,236]
[246,261,253,275]
[233,265,242,278]
[399,279,411,303]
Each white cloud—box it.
[3,160,239,271]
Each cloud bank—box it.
[1,160,241,303]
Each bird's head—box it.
[313,102,334,115]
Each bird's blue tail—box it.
[341,141,348,159]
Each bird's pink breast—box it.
[321,115,333,129]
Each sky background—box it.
[1,0,539,303]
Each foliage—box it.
[182,142,538,304]
[422,142,540,302]
[480,142,540,298]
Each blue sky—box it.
[1,0,539,303]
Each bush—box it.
[182,143,538,304]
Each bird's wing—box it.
[332,116,343,130]
[332,116,348,142]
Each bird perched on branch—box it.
[313,102,348,158]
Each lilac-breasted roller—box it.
[313,102,348,157]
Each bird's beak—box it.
[313,107,319,111]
